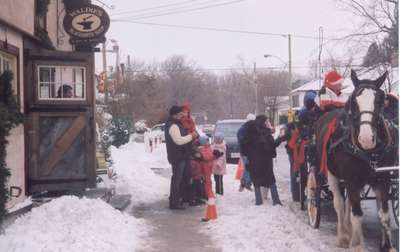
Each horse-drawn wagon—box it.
[288,70,398,251]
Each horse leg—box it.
[345,194,352,236]
[328,171,350,248]
[347,185,365,252]
[373,182,397,252]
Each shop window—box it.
[37,66,86,100]
[0,52,17,95]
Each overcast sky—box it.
[95,0,363,76]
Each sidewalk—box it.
[131,199,221,252]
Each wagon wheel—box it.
[391,181,399,227]
[299,165,307,211]
[307,166,321,229]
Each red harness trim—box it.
[320,117,338,176]
[320,100,345,111]
[287,128,299,150]
[293,139,309,172]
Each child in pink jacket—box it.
[212,134,227,195]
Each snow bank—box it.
[111,141,170,204]
[0,196,148,252]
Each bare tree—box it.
[337,0,398,66]
[338,0,398,36]
[257,70,289,124]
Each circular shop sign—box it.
[63,4,110,40]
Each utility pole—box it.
[253,62,258,115]
[114,43,120,86]
[102,42,108,104]
[287,34,294,123]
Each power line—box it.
[93,0,115,10]
[114,0,225,19]
[117,0,247,21]
[112,19,345,40]
[112,0,201,16]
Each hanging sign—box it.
[63,4,110,46]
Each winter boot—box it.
[254,186,263,205]
[270,183,282,206]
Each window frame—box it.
[33,60,90,106]
[37,65,87,101]
[0,41,19,104]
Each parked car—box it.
[151,123,166,142]
[213,119,246,163]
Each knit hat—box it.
[182,101,191,112]
[169,105,182,116]
[324,70,343,89]
[303,90,317,109]
[198,135,209,145]
[246,113,256,121]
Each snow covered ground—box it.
[203,147,344,252]
[110,139,170,205]
[0,196,148,252]
[0,138,168,252]
[1,137,396,251]
[111,139,349,251]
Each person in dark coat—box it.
[243,114,284,206]
[237,113,256,192]
[165,106,198,210]
[384,93,399,125]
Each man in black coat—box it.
[165,106,197,209]
[242,115,284,206]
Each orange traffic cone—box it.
[202,197,217,222]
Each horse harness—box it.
[326,85,397,175]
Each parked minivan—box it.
[213,119,246,163]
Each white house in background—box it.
[276,68,398,122]
[289,68,399,111]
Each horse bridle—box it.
[348,84,383,128]
[347,84,386,152]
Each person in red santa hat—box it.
[314,70,348,112]
[180,101,197,134]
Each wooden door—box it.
[27,111,95,193]
[24,49,96,194]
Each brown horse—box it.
[315,70,397,252]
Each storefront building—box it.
[0,0,109,209]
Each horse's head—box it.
[348,70,387,150]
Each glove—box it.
[193,152,202,161]
[213,150,224,159]
[191,131,199,140]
